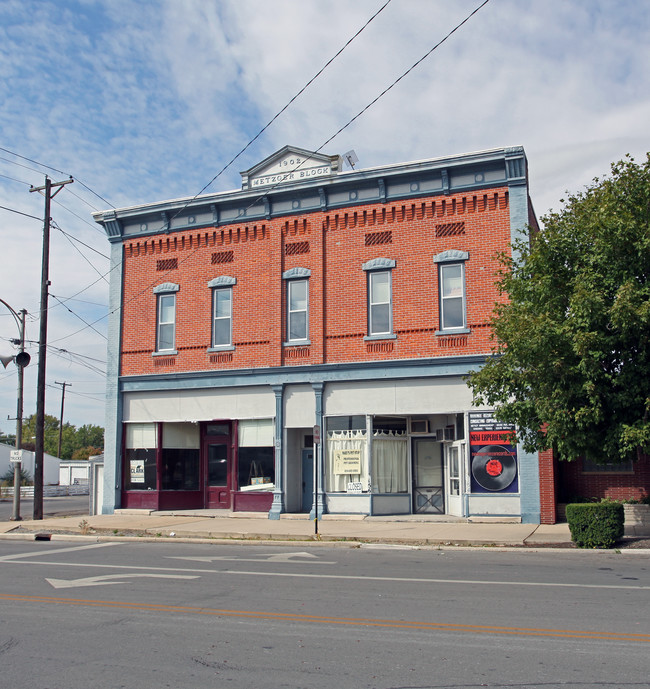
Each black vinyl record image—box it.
[471,445,517,491]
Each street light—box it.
[0,298,30,521]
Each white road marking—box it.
[167,551,335,564]
[46,573,199,589]
[1,553,647,592]
[0,542,118,561]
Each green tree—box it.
[71,446,103,460]
[469,154,650,463]
[21,414,61,456]
[21,415,104,460]
[75,424,104,450]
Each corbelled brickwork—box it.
[120,188,511,376]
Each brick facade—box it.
[558,454,650,503]
[95,145,556,520]
[120,189,511,376]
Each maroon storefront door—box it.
[203,422,233,508]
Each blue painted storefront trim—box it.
[118,354,489,394]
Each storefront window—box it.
[373,430,408,493]
[238,419,275,491]
[326,416,369,492]
[124,423,157,490]
[161,423,199,491]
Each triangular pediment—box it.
[241,145,341,190]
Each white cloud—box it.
[0,0,649,436]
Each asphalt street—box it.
[0,540,648,688]
[0,494,90,522]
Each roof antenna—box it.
[343,150,359,170]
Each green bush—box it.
[566,502,624,548]
[0,466,33,485]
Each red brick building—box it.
[94,145,560,521]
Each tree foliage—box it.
[469,154,650,463]
[19,414,104,460]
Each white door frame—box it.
[444,440,465,516]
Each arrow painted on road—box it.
[168,551,334,564]
[46,573,199,589]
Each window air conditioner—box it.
[410,419,429,434]
[436,426,456,441]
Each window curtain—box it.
[238,419,274,447]
[326,430,368,492]
[373,430,408,493]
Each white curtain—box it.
[125,423,157,449]
[326,430,368,492]
[238,419,274,447]
[373,430,408,493]
[162,422,199,449]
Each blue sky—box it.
[1,0,649,440]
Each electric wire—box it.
[0,172,31,186]
[0,145,115,210]
[46,0,492,345]
[52,221,110,260]
[184,0,394,205]
[45,1,392,343]
[50,295,107,341]
[0,205,41,221]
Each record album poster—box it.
[468,412,518,493]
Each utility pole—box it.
[0,300,30,521]
[55,381,71,459]
[12,309,28,521]
[30,176,73,520]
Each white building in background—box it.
[0,443,60,485]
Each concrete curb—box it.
[1,531,648,554]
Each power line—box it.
[0,204,42,221]
[50,294,107,341]
[48,0,492,345]
[0,172,31,186]
[52,221,110,259]
[186,0,394,205]
[0,145,116,210]
[48,1,393,344]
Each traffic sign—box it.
[313,424,321,445]
[9,449,23,463]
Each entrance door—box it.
[444,441,464,516]
[412,438,444,514]
[301,449,313,513]
[204,440,231,509]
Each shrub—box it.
[0,466,33,485]
[566,502,624,548]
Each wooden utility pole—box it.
[30,176,73,519]
[55,381,71,459]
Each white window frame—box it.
[439,262,466,331]
[368,269,393,337]
[433,251,470,335]
[287,279,309,343]
[156,293,176,352]
[212,287,233,347]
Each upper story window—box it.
[288,279,308,342]
[362,258,396,339]
[434,251,470,334]
[282,268,311,344]
[153,283,179,353]
[208,276,236,349]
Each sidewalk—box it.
[0,509,576,548]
